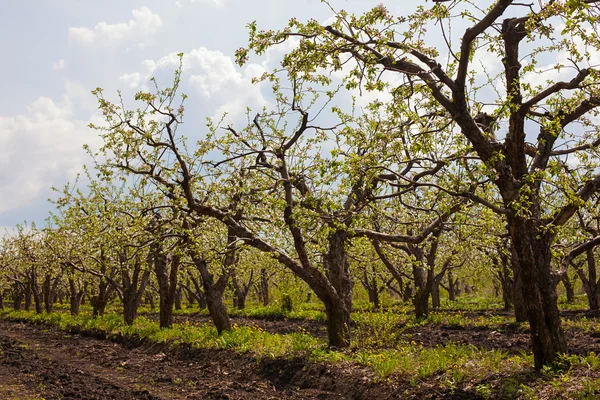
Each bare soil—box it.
[0,319,402,399]
[2,309,600,399]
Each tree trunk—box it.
[174,287,183,310]
[259,268,270,306]
[146,292,155,311]
[188,253,231,334]
[446,271,456,302]
[121,258,151,326]
[360,269,380,310]
[510,219,567,370]
[576,250,600,311]
[190,275,207,309]
[510,245,527,322]
[205,284,231,333]
[324,299,351,348]
[231,271,253,311]
[68,278,85,316]
[562,274,575,303]
[430,275,441,309]
[92,278,113,317]
[323,230,353,347]
[24,283,32,311]
[152,246,180,329]
[413,284,429,318]
[183,285,195,306]
[0,291,4,310]
[13,283,23,311]
[30,270,43,314]
[43,275,61,314]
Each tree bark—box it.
[259,268,270,306]
[509,218,567,370]
[510,245,527,322]
[188,252,231,334]
[68,278,85,316]
[42,274,61,314]
[231,270,253,311]
[322,230,353,347]
[575,250,600,311]
[561,274,575,303]
[174,287,183,310]
[121,256,151,325]
[24,283,32,311]
[152,244,180,329]
[30,269,43,314]
[92,277,113,317]
[324,298,351,348]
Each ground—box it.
[2,306,600,399]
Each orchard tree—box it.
[239,0,600,369]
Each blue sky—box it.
[1,0,415,230]
[0,0,577,231]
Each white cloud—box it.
[52,59,66,71]
[68,7,162,46]
[0,96,102,213]
[121,48,268,123]
[175,0,226,8]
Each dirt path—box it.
[0,319,343,399]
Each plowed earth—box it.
[1,310,600,399]
[0,319,404,400]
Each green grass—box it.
[0,308,520,382]
[4,299,600,399]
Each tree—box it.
[240,0,600,369]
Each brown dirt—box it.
[3,311,600,399]
[0,318,409,399]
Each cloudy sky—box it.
[1,0,576,232]
[2,0,427,231]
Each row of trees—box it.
[2,0,600,370]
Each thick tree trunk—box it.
[152,248,180,329]
[24,284,32,311]
[43,275,61,314]
[323,230,353,347]
[510,245,527,322]
[510,219,567,370]
[324,299,351,348]
[121,259,150,326]
[205,284,231,333]
[259,268,270,306]
[174,287,183,310]
[13,283,23,311]
[68,278,85,316]
[188,252,231,334]
[92,278,113,317]
[413,284,429,318]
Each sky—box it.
[0,0,580,232]
[1,0,422,231]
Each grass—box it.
[4,299,600,399]
[0,307,519,381]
